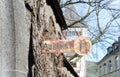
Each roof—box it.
[97,37,120,65]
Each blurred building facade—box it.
[74,56,86,77]
[97,37,120,77]
[63,4,90,77]
[62,24,87,77]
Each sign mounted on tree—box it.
[41,25,91,55]
[41,36,91,55]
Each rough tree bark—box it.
[26,0,78,77]
[0,0,78,77]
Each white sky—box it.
[62,0,120,62]
[73,0,120,62]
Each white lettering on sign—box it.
[41,36,91,55]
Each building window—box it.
[103,63,107,74]
[114,44,118,49]
[71,31,76,36]
[108,60,112,72]
[115,56,119,70]
[99,66,102,76]
[68,31,76,36]
[107,47,113,53]
[113,42,119,50]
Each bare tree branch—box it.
[96,5,102,34]
[60,0,105,8]
[61,0,120,62]
[67,11,92,27]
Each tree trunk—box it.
[27,0,78,77]
[0,0,78,77]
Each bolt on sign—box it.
[41,26,91,55]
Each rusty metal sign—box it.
[41,36,91,55]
